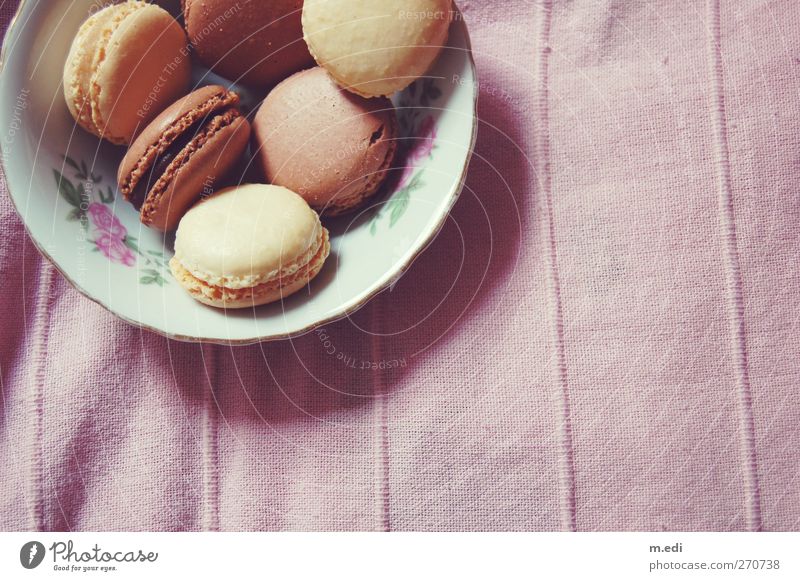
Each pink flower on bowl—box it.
[88,202,126,238]
[95,233,136,267]
[396,116,438,188]
[411,115,437,162]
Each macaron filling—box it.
[87,2,146,142]
[170,227,330,305]
[120,90,240,204]
[127,114,219,210]
[137,108,243,225]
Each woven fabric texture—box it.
[1,0,799,531]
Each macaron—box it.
[182,0,314,87]
[251,67,398,216]
[117,86,251,232]
[302,0,453,98]
[63,1,191,145]
[170,184,331,309]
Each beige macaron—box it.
[302,0,453,98]
[170,184,330,309]
[63,1,191,145]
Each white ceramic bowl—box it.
[0,1,477,344]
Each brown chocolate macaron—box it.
[118,86,251,232]
[251,67,398,216]
[182,0,314,88]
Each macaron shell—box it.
[117,85,238,193]
[302,0,452,97]
[91,3,190,144]
[171,266,315,309]
[252,67,398,213]
[63,7,118,133]
[184,0,314,87]
[142,114,251,232]
[170,228,330,308]
[173,185,324,285]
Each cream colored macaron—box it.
[170,185,330,309]
[63,1,190,145]
[302,0,453,98]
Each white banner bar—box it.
[1,532,796,579]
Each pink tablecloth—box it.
[1,0,799,532]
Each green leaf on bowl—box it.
[65,208,84,222]
[62,155,81,173]
[139,269,168,286]
[53,170,81,208]
[389,188,411,228]
[124,236,140,253]
[62,155,99,182]
[78,183,91,207]
[369,171,422,235]
[99,185,114,204]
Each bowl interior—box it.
[0,0,477,344]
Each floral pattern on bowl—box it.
[0,0,477,343]
[55,157,171,285]
[370,78,442,235]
